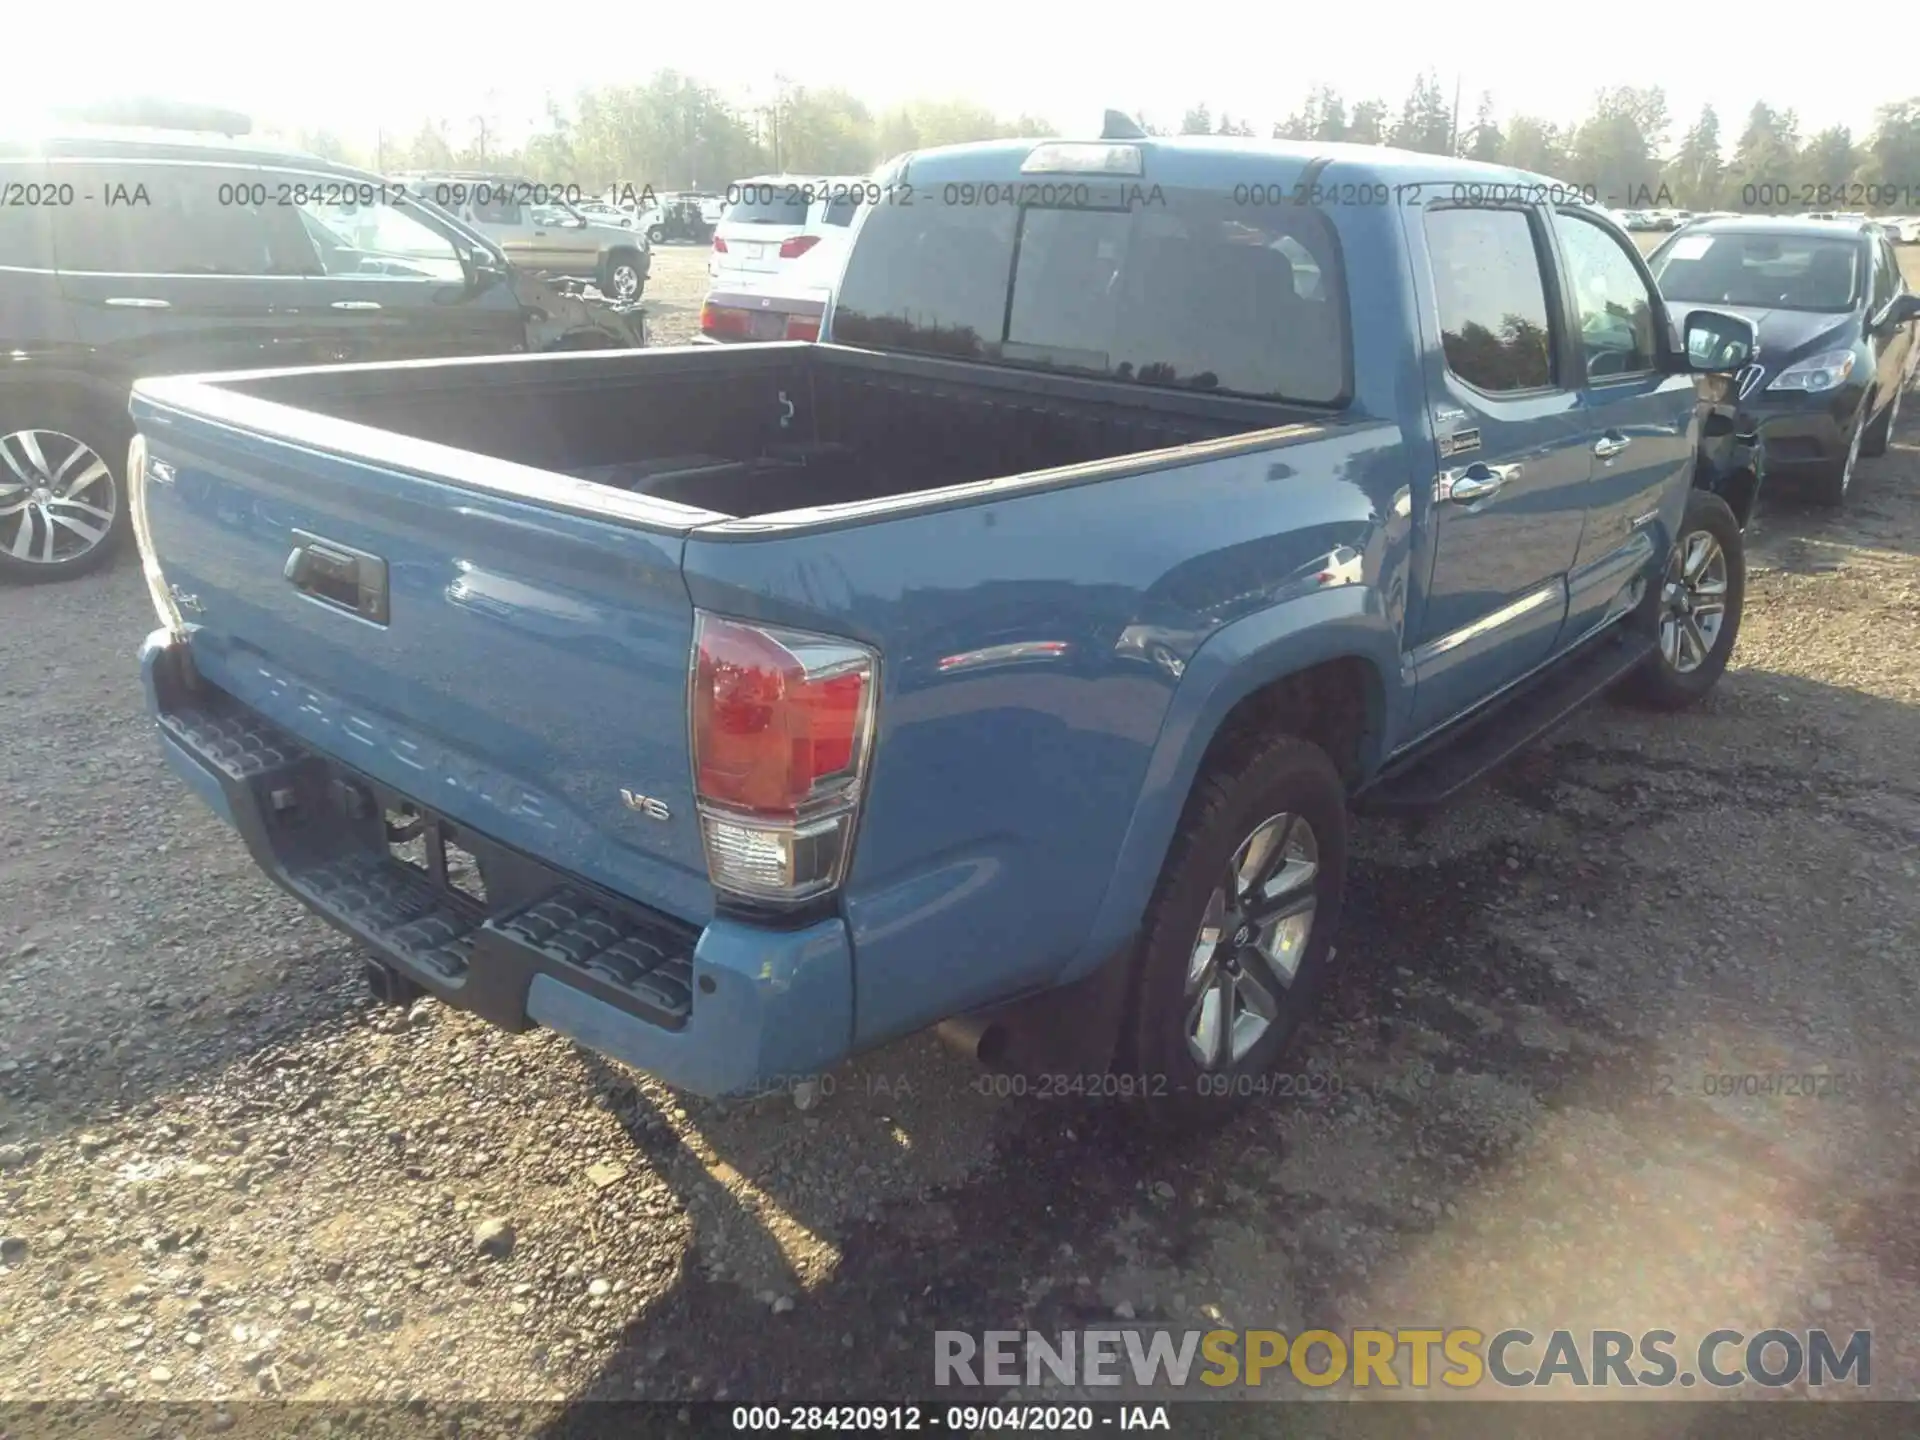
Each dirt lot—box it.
[643,243,714,347]
[3,242,1919,1424]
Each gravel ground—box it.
[3,243,1919,1422]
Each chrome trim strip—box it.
[936,640,1072,674]
[1405,581,1560,669]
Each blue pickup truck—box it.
[127,130,1760,1105]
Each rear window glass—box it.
[725,187,810,226]
[832,189,1347,405]
[1652,232,1862,313]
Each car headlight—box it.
[1766,349,1857,393]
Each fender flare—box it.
[1064,585,1402,980]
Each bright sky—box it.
[6,5,1888,155]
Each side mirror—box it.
[1681,308,1757,374]
[459,247,506,293]
[1876,292,1920,332]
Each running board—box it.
[1358,629,1656,814]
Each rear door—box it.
[1547,206,1697,645]
[1404,202,1591,737]
[270,167,528,361]
[49,157,340,380]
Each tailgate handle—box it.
[284,531,389,625]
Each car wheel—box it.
[1122,733,1347,1122]
[646,225,666,246]
[601,250,645,302]
[1861,381,1902,458]
[0,412,128,583]
[1620,489,1745,711]
[1810,402,1868,505]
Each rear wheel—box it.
[0,405,129,583]
[646,225,666,246]
[1123,733,1348,1120]
[601,250,646,302]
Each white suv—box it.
[709,177,867,288]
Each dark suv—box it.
[0,118,646,582]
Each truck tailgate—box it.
[133,397,714,927]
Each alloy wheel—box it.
[1184,812,1320,1069]
[0,429,117,566]
[609,263,641,301]
[1659,528,1730,675]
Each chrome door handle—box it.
[105,297,171,309]
[330,300,382,311]
[1594,434,1632,460]
[1437,462,1521,504]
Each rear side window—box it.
[832,189,1348,405]
[726,186,810,226]
[821,194,862,228]
[0,162,54,269]
[1423,207,1556,393]
[48,162,319,276]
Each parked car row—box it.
[0,112,650,583]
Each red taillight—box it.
[691,613,878,903]
[693,615,870,816]
[785,315,821,342]
[778,234,821,260]
[712,235,729,253]
[700,302,751,339]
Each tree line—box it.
[276,73,1053,192]
[1257,79,1920,212]
[269,69,1920,213]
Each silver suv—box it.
[396,172,650,300]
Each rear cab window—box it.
[831,180,1349,405]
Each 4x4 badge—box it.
[619,788,671,821]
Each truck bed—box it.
[212,343,1305,522]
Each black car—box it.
[1648,217,1920,506]
[0,112,645,582]
[643,196,716,246]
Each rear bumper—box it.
[140,630,853,1098]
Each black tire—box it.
[1121,733,1348,1122]
[601,249,646,302]
[646,225,666,246]
[1861,380,1901,458]
[1809,402,1867,507]
[1619,489,1745,711]
[0,399,131,584]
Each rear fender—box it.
[1069,585,1400,978]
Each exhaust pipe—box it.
[363,960,423,1008]
[936,1016,1008,1066]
